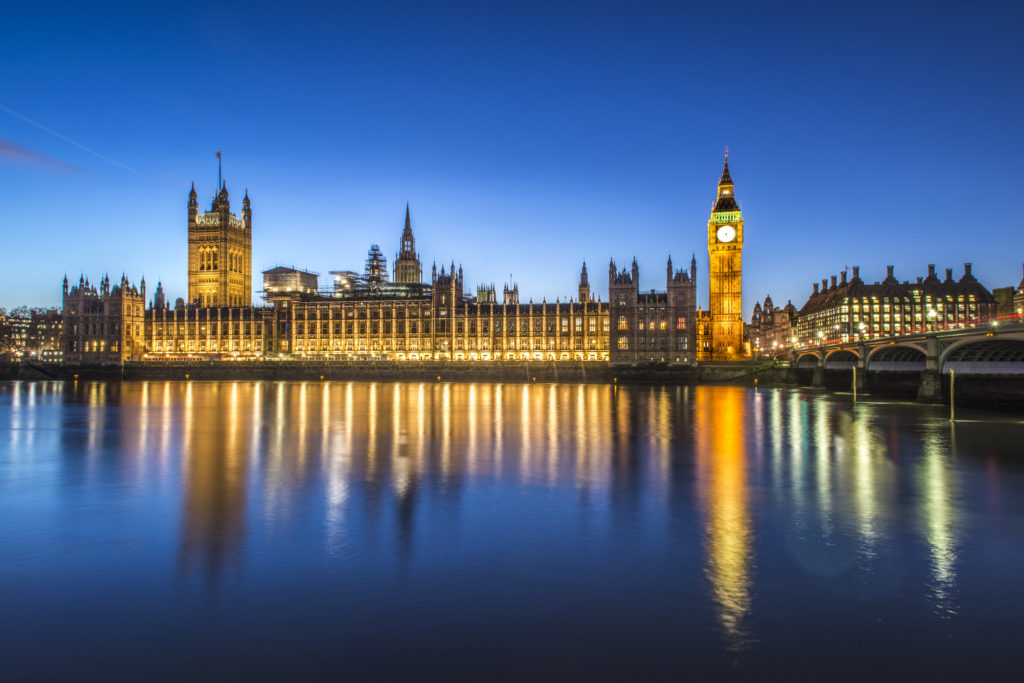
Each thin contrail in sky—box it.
[0,103,139,175]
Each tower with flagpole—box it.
[186,151,252,307]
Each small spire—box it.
[719,150,733,186]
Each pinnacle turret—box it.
[713,151,739,212]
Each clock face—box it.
[717,225,736,243]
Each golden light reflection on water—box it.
[694,386,752,649]
[3,381,972,633]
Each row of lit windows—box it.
[285,319,609,336]
[70,340,116,353]
[148,320,609,340]
[150,341,258,353]
[286,338,610,353]
[617,316,689,331]
[153,323,263,336]
[288,306,605,322]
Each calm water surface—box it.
[2,381,1023,680]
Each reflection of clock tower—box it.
[707,153,744,360]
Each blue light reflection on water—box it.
[1,380,1023,681]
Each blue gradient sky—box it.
[1,0,1022,314]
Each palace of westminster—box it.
[58,155,1008,366]
[59,155,749,365]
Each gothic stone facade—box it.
[707,155,745,360]
[62,274,146,362]
[749,295,798,356]
[187,182,252,307]
[608,256,697,363]
[61,158,768,365]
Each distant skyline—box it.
[1,0,1022,314]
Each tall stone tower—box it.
[707,153,744,359]
[578,262,591,302]
[187,157,252,307]
[393,203,422,284]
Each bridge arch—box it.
[824,349,858,369]
[795,351,820,368]
[866,342,927,361]
[940,335,1024,375]
[867,344,927,372]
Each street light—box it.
[927,307,937,332]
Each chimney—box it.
[813,282,819,295]
[886,265,894,279]
[964,263,972,278]
[928,264,936,278]
[945,268,953,283]
[841,271,847,285]
[821,278,828,291]
[831,275,838,288]
[852,266,860,280]
[917,276,923,284]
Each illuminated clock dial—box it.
[717,225,736,243]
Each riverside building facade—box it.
[139,186,612,362]
[608,256,698,363]
[749,295,797,357]
[61,274,146,362]
[58,156,767,365]
[795,264,996,346]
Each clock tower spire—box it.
[707,151,745,360]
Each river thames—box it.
[1,380,1022,680]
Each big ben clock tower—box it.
[707,152,745,360]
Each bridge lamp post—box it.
[927,307,937,332]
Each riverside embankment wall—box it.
[1,360,797,386]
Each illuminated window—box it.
[617,315,628,331]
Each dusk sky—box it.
[2,0,1022,314]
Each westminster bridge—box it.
[789,316,1024,402]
